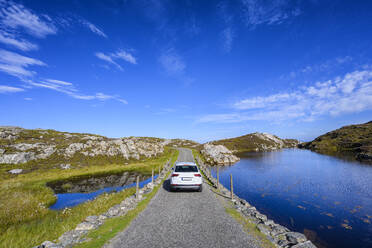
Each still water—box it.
[50,175,158,210]
[211,149,372,248]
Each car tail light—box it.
[171,174,179,177]
[194,174,201,177]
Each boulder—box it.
[60,164,71,169]
[201,143,240,165]
[8,169,23,174]
[286,232,307,244]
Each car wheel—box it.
[198,185,203,192]
[170,186,174,192]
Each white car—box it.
[170,162,203,192]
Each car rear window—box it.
[175,165,198,172]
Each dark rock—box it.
[286,232,307,244]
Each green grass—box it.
[225,207,275,248]
[0,188,135,248]
[0,149,177,248]
[74,151,178,248]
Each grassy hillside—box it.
[211,132,299,154]
[299,121,372,162]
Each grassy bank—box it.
[0,148,177,248]
[225,207,275,248]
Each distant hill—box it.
[299,121,372,162]
[210,132,299,154]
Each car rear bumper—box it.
[170,184,202,190]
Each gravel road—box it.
[105,148,263,248]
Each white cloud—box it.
[45,78,73,86]
[196,113,242,123]
[0,49,45,78]
[217,1,234,53]
[24,97,32,100]
[0,30,38,51]
[80,19,107,38]
[221,27,234,53]
[0,0,56,38]
[233,93,293,110]
[95,49,137,70]
[0,85,24,93]
[154,108,177,115]
[95,52,122,71]
[30,78,128,104]
[113,50,137,65]
[283,56,353,80]
[159,50,185,75]
[240,0,301,28]
[197,70,372,124]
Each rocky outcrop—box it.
[62,137,164,160]
[201,143,240,165]
[0,127,165,165]
[211,132,299,154]
[299,121,372,163]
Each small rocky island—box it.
[299,121,372,163]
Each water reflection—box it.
[211,149,372,248]
[50,174,158,210]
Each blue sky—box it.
[0,0,371,142]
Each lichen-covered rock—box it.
[201,143,240,165]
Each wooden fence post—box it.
[152,168,154,184]
[136,176,140,199]
[158,165,161,175]
[217,166,219,188]
[230,174,233,200]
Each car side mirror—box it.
[171,167,174,170]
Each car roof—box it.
[175,162,197,166]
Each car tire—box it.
[170,186,175,192]
[198,185,203,192]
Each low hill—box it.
[299,121,372,162]
[211,132,299,154]
[0,126,166,169]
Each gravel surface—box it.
[105,148,263,248]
